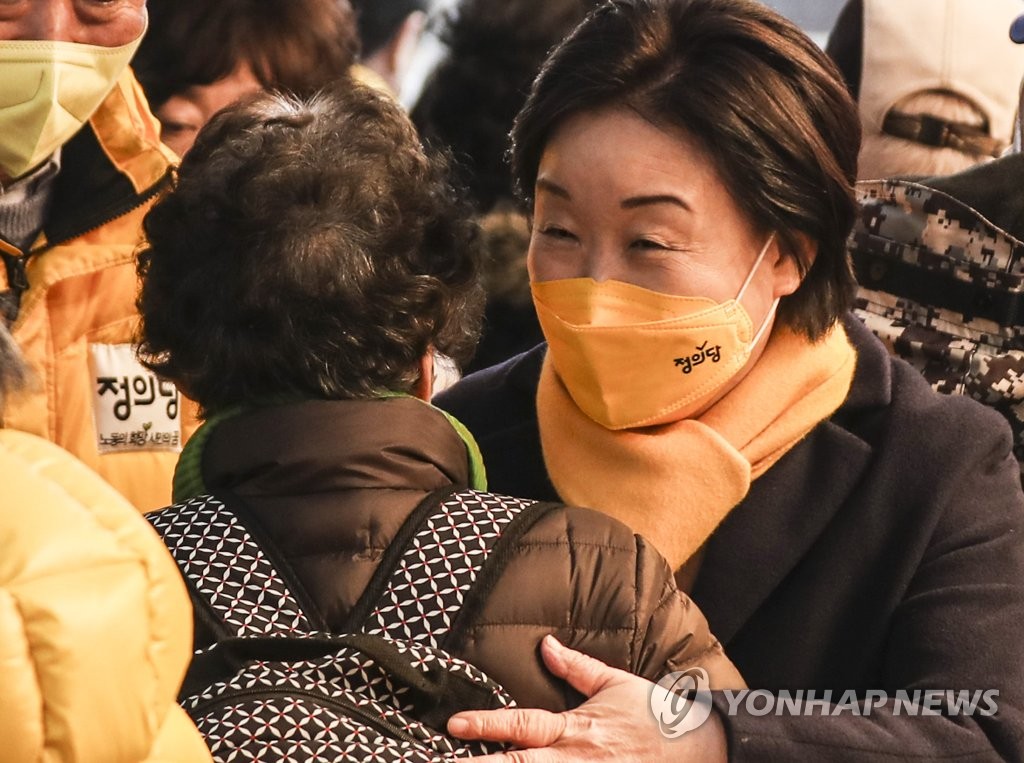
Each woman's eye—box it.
[159,120,197,136]
[539,226,577,241]
[632,238,670,250]
[80,0,127,10]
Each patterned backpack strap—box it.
[148,494,316,638]
[349,488,550,646]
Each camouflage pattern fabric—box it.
[849,179,1024,477]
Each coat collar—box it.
[690,314,888,643]
[200,398,472,499]
[0,71,173,322]
[42,71,173,249]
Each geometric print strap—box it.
[360,489,537,646]
[147,495,312,638]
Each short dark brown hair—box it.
[137,82,483,416]
[133,0,360,110]
[511,0,862,339]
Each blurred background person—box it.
[414,0,596,216]
[826,0,1024,180]
[0,0,190,511]
[132,0,359,157]
[350,0,428,96]
[846,11,1024,478]
[849,157,1024,478]
[0,321,210,762]
[413,0,599,372]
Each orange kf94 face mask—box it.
[531,233,779,430]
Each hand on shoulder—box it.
[449,636,729,763]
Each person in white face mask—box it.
[0,0,196,512]
[436,0,1024,759]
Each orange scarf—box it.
[537,323,857,570]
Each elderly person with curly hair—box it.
[134,80,743,743]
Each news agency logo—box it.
[649,682,1001,739]
[649,667,714,738]
[715,689,1000,719]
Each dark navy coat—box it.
[437,314,1024,761]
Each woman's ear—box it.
[413,352,434,401]
[772,231,817,299]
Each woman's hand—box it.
[447,635,729,762]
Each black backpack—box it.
[148,488,551,762]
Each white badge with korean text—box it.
[89,343,182,454]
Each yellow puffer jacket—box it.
[0,69,197,513]
[0,429,210,762]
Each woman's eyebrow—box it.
[620,194,691,211]
[536,178,691,213]
[536,177,572,199]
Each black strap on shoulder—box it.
[182,570,233,655]
[147,493,324,638]
[0,253,27,324]
[156,487,554,658]
[344,485,460,630]
[443,500,560,654]
[217,489,328,631]
[347,488,548,648]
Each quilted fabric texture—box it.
[363,490,538,643]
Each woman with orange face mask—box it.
[435,0,1024,759]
